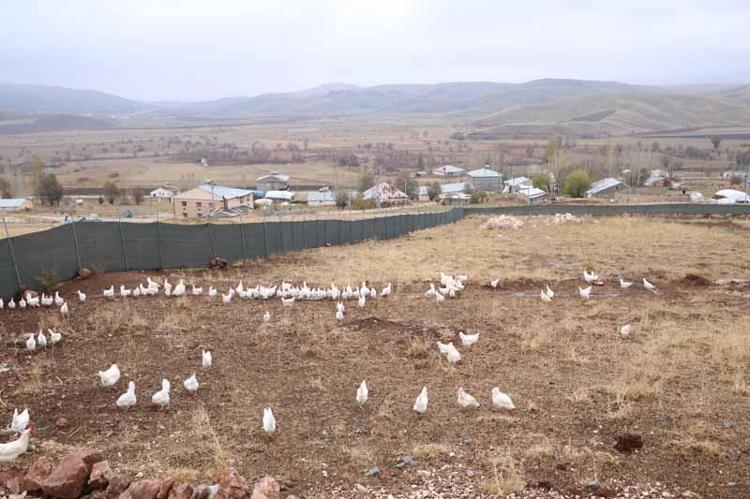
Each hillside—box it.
[0,82,140,115]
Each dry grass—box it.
[411,443,450,461]
[481,453,525,496]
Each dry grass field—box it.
[1,215,749,498]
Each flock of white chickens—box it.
[2,268,661,463]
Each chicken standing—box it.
[97,364,121,388]
[356,380,368,407]
[9,408,29,433]
[183,373,199,393]
[458,331,479,347]
[413,386,428,414]
[491,387,515,410]
[262,407,276,435]
[151,379,171,408]
[457,387,480,409]
[0,426,32,462]
[116,381,137,408]
[202,350,212,369]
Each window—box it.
[181,201,187,207]
[182,213,187,217]
[208,202,214,209]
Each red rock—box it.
[41,453,89,499]
[167,483,194,499]
[250,475,280,499]
[22,456,55,492]
[120,479,162,499]
[78,268,93,279]
[217,468,250,499]
[89,460,114,490]
[157,478,175,499]
[90,491,108,499]
[56,418,71,429]
[105,475,131,499]
[71,448,104,471]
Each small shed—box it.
[585,178,626,198]
[150,187,174,198]
[0,198,32,211]
[517,187,548,203]
[503,177,532,193]
[308,187,336,206]
[432,165,465,177]
[363,182,409,206]
[713,189,750,204]
[467,166,502,191]
[257,172,290,192]
[440,182,467,197]
[643,169,666,187]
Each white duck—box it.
[435,292,445,303]
[183,373,199,392]
[643,278,658,294]
[7,298,15,309]
[0,298,3,309]
[19,298,26,309]
[222,290,234,304]
[424,283,437,298]
[151,379,171,408]
[413,386,428,414]
[116,381,137,408]
[120,285,131,298]
[77,290,86,302]
[336,302,345,313]
[9,408,29,433]
[356,380,368,406]
[36,330,47,348]
[0,427,32,462]
[578,286,592,299]
[545,285,555,298]
[458,331,479,347]
[202,350,212,369]
[491,387,515,410]
[262,407,276,435]
[357,295,366,308]
[49,329,62,345]
[281,296,295,307]
[457,387,480,409]
[103,286,115,298]
[97,363,121,387]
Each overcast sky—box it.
[1,0,748,101]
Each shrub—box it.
[470,191,488,204]
[36,266,60,292]
[562,170,592,197]
[532,175,551,192]
[351,195,375,210]
[427,182,441,201]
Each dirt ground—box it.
[1,215,749,498]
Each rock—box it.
[250,475,280,499]
[0,467,25,494]
[105,475,131,499]
[89,461,114,491]
[56,417,71,429]
[215,468,250,499]
[42,453,90,499]
[22,456,55,492]
[366,467,380,478]
[395,454,415,469]
[722,421,736,429]
[536,480,555,490]
[598,486,617,497]
[90,491,108,499]
[78,268,93,279]
[586,480,600,492]
[167,483,194,499]
[615,433,644,453]
[462,437,473,446]
[121,479,162,499]
[157,478,175,499]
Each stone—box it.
[56,417,71,429]
[395,454,414,469]
[22,456,55,492]
[42,453,89,499]
[217,468,250,499]
[250,475,280,499]
[89,461,114,491]
[194,484,219,499]
[167,483,194,499]
[614,433,644,453]
[586,480,600,492]
[121,479,162,499]
[78,268,93,279]
[366,467,380,478]
[72,448,105,471]
[106,475,131,499]
[157,478,175,499]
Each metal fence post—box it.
[2,217,22,292]
[263,216,270,258]
[117,218,129,271]
[238,213,247,260]
[155,214,164,270]
[70,218,83,271]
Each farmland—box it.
[1,215,748,497]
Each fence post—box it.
[70,218,83,271]
[117,218,129,271]
[208,222,216,259]
[263,216,270,258]
[155,212,164,270]
[238,213,247,260]
[2,217,22,292]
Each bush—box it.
[351,195,375,210]
[35,266,60,292]
[562,170,593,197]
[427,182,441,201]
[470,191,488,204]
[335,190,349,209]
[532,175,551,192]
[103,181,120,204]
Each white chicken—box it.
[262,311,271,322]
[424,283,437,298]
[222,290,234,304]
[583,270,599,283]
[7,298,15,309]
[540,288,552,302]
[183,373,199,393]
[9,408,29,433]
[437,341,453,355]
[103,286,115,298]
[619,278,633,289]
[358,295,366,308]
[49,329,62,345]
[490,279,500,289]
[60,302,69,317]
[208,287,217,298]
[335,310,344,321]
[457,387,480,409]
[435,292,445,304]
[19,298,26,309]
[119,285,131,298]
[491,387,515,410]
[97,363,121,388]
[413,386,428,414]
[36,330,47,348]
[0,426,32,462]
[380,283,392,297]
[151,379,171,408]
[25,335,36,352]
[0,298,3,309]
[545,285,555,298]
[336,302,345,313]
[356,380,368,406]
[263,407,276,435]
[54,292,65,307]
[281,296,295,307]
[172,280,186,297]
[643,278,658,294]
[578,286,592,299]
[77,290,86,302]
[202,350,212,369]
[192,285,203,296]
[116,381,137,408]
[26,294,39,307]
[458,331,479,347]
[619,324,632,337]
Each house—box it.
[440,182,467,197]
[585,178,626,197]
[502,176,532,193]
[643,169,666,187]
[416,186,430,202]
[432,165,465,177]
[307,187,336,206]
[713,189,750,204]
[264,190,295,203]
[517,187,548,203]
[149,187,174,199]
[256,172,290,192]
[363,182,409,206]
[0,198,32,211]
[172,184,254,218]
[467,166,502,191]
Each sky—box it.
[1,0,749,101]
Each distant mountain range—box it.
[1,79,749,137]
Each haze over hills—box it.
[1,79,749,137]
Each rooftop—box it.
[467,167,500,178]
[0,198,28,208]
[197,184,254,199]
[440,182,467,194]
[257,172,290,182]
[586,178,625,195]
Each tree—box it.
[427,181,441,201]
[0,177,12,198]
[395,173,418,199]
[709,135,722,153]
[132,188,145,205]
[544,138,558,163]
[103,181,120,204]
[358,172,375,192]
[335,190,349,209]
[532,175,551,192]
[37,174,64,206]
[562,170,592,198]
